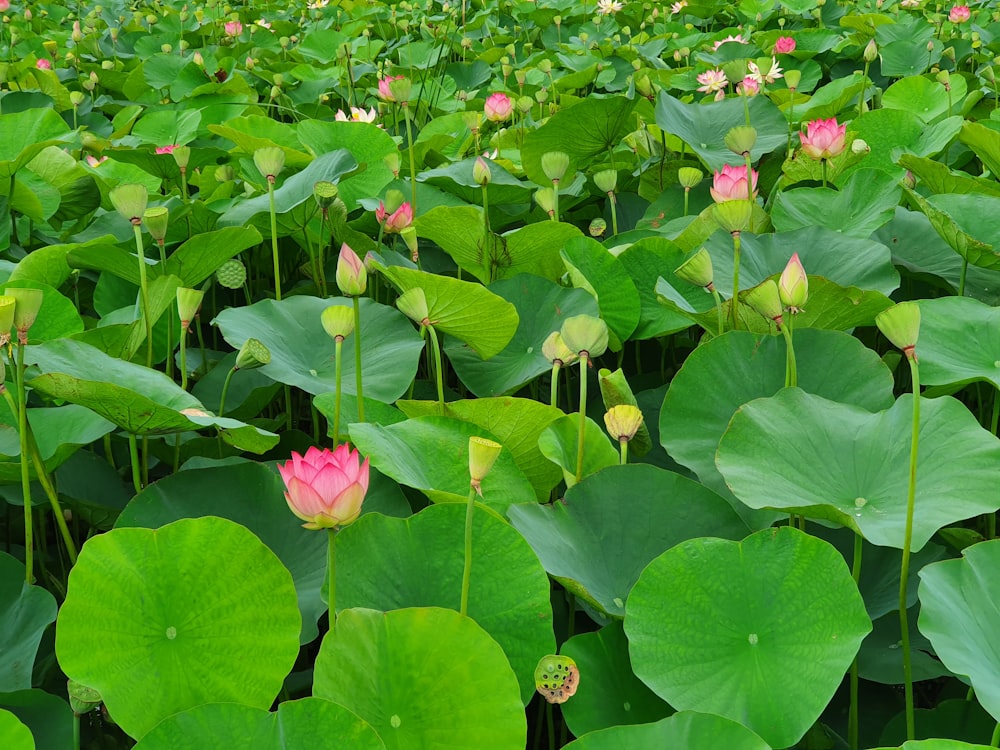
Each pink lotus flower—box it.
[670,1,687,13]
[224,20,243,36]
[710,164,758,203]
[696,69,728,98]
[335,106,379,123]
[595,0,623,15]
[155,144,178,155]
[377,75,407,102]
[484,92,513,122]
[376,201,413,233]
[747,57,783,85]
[85,155,107,168]
[336,243,367,296]
[949,4,970,22]
[0,0,11,12]
[774,36,796,54]
[279,445,370,530]
[779,253,808,311]
[799,117,847,160]
[35,58,52,70]
[737,76,760,97]
[712,34,747,51]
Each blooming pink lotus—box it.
[224,20,243,36]
[774,36,796,54]
[747,57,783,85]
[949,4,970,22]
[737,76,760,97]
[710,164,758,203]
[376,201,413,233]
[278,445,370,530]
[799,117,847,160]
[35,58,52,70]
[378,75,406,102]
[0,0,10,12]
[335,106,378,123]
[484,92,513,122]
[85,155,107,168]
[155,144,178,155]
[696,69,727,99]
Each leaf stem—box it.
[849,532,863,750]
[731,232,742,331]
[353,296,365,422]
[403,103,418,212]
[327,527,337,622]
[268,180,281,301]
[333,337,343,446]
[128,432,142,495]
[899,354,921,741]
[460,483,477,616]
[218,368,235,417]
[426,323,445,415]
[575,355,588,483]
[132,224,153,368]
[12,344,32,583]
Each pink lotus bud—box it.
[483,92,513,122]
[949,5,970,22]
[224,20,243,36]
[737,76,760,96]
[778,253,808,311]
[774,36,796,54]
[709,164,758,203]
[336,243,367,296]
[155,144,178,155]
[0,0,11,12]
[36,58,52,70]
[377,75,409,102]
[799,117,847,160]
[278,445,370,530]
[380,202,413,233]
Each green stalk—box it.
[849,532,863,750]
[179,325,190,391]
[460,483,477,616]
[132,224,153,368]
[574,355,589,483]
[989,388,1000,539]
[218,367,235,417]
[13,345,32,583]
[317,209,329,297]
[959,257,969,297]
[327,528,337,622]
[821,158,828,189]
[482,181,491,237]
[268,180,282,301]
[128,433,142,494]
[333,337,344,445]
[780,318,798,388]
[859,61,871,120]
[710,286,725,337]
[23,417,77,564]
[991,721,1000,748]
[549,362,561,409]
[552,179,560,223]
[899,354,921,741]
[619,438,628,465]
[731,231,742,331]
[426,324,446,415]
[608,191,619,237]
[403,103,418,212]
[352,296,365,422]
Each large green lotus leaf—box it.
[0,554,56,693]
[717,389,1000,550]
[873,742,993,750]
[771,169,902,238]
[561,236,640,347]
[443,275,598,397]
[660,330,894,516]
[131,109,201,148]
[792,72,869,123]
[419,157,532,207]
[919,540,1000,723]
[335,503,554,704]
[702,226,900,296]
[66,242,143,285]
[0,689,72,749]
[617,237,698,339]
[509,464,749,618]
[558,623,673,738]
[879,699,996,748]
[625,527,871,749]
[2,281,83,343]
[843,109,961,179]
[655,92,787,171]
[521,96,637,186]
[0,710,32,750]
[213,296,423,401]
[314,607,526,750]
[114,462,328,645]
[857,612,950,685]
[883,75,956,124]
[563,711,770,750]
[397,397,563,501]
[209,120,312,170]
[0,108,73,177]
[375,264,518,360]
[901,189,1000,271]
[538,415,619,489]
[294,120,396,211]
[898,155,1000,199]
[162,226,262,287]
[916,296,1000,389]
[350,416,535,512]
[416,205,584,284]
[960,121,1000,177]
[133,699,385,750]
[56,517,301,740]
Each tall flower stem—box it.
[552,180,560,223]
[352,296,365,422]
[327,528,337,622]
[426,324,445,415]
[218,368,235,417]
[710,287,725,337]
[12,345,32,583]
[460,483,477,616]
[899,354,921,741]
[403,103,418,212]
[317,210,329,297]
[849,532,863,750]
[332,337,344,445]
[131,224,153,368]
[268,180,282,301]
[19,414,77,564]
[618,439,628,465]
[549,362,561,409]
[608,191,618,237]
[128,433,142,494]
[179,325,190,391]
[821,158,828,189]
[731,231,742,331]
[780,317,798,388]
[574,354,589,483]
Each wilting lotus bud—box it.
[314,180,339,209]
[541,150,570,183]
[253,146,285,182]
[396,287,430,325]
[744,279,784,327]
[589,218,607,237]
[675,247,715,291]
[876,301,920,360]
[234,337,270,370]
[109,183,148,225]
[8,288,43,340]
[778,252,808,311]
[321,305,355,340]
[144,207,169,243]
[864,38,878,63]
[67,680,102,716]
[593,169,617,194]
[542,331,578,366]
[535,655,579,705]
[712,200,753,234]
[215,258,246,289]
[469,436,502,494]
[535,187,555,216]
[560,314,609,358]
[784,69,802,89]
[172,145,191,170]
[604,404,644,443]
[176,287,205,329]
[473,156,491,186]
[724,125,757,157]
[336,243,367,296]
[677,167,703,189]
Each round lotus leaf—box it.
[0,553,57,692]
[0,709,34,750]
[563,711,770,750]
[56,516,301,739]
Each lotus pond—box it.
[2,0,1000,748]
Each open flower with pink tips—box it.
[799,117,847,160]
[696,69,727,100]
[710,164,758,203]
[949,5,970,22]
[335,106,379,124]
[278,445,370,530]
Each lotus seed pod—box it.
[69,90,85,106]
[852,139,870,154]
[7,288,43,337]
[176,287,205,329]
[109,183,148,225]
[336,243,367,296]
[541,150,570,182]
[677,166,703,189]
[534,187,555,215]
[604,404,644,443]
[744,279,784,327]
[400,226,419,263]
[712,199,753,234]
[0,296,15,345]
[593,169,617,194]
[784,69,802,89]
[396,287,429,325]
[321,305,355,340]
[541,331,578,366]
[234,337,271,371]
[674,247,715,290]
[172,145,191,170]
[215,258,247,289]
[216,164,235,182]
[469,436,502,494]
[144,207,169,243]
[588,218,607,237]
[253,146,285,181]
[778,252,808,311]
[534,655,579,705]
[876,301,920,360]
[313,180,339,209]
[560,314,609,358]
[67,680,102,716]
[724,125,757,156]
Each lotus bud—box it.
[8,288,43,342]
[176,287,205,329]
[253,146,285,182]
[215,258,246,289]
[269,85,281,101]
[864,39,878,62]
[388,76,412,103]
[336,243,367,296]
[234,337,270,371]
[396,287,430,325]
[517,95,533,114]
[677,167,703,189]
[712,200,753,234]
[161,43,172,53]
[876,301,920,360]
[109,184,148,225]
[193,51,204,66]
[313,180,339,209]
[537,58,552,74]
[383,188,406,215]
[778,252,808,311]
[852,139,870,154]
[67,681,102,716]
[535,655,579,705]
[589,218,607,237]
[400,226,420,264]
[784,69,802,89]
[542,331,578,366]
[42,40,57,57]
[674,247,715,291]
[144,207,169,243]
[321,305,355,341]
[724,125,757,157]
[0,296,15,346]
[473,156,491,186]
[541,150,570,183]
[172,145,191,171]
[535,187,555,216]
[216,165,235,182]
[560,314,609,358]
[604,404,644,444]
[69,91,85,107]
[593,169,617,194]
[469,436,502,495]
[384,152,401,177]
[744,279,784,328]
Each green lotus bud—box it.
[336,243,367,296]
[604,404,644,443]
[176,287,205,329]
[542,331,578,366]
[744,279,784,327]
[321,305,355,340]
[216,165,235,182]
[383,188,406,214]
[109,183,148,225]
[724,126,757,157]
[589,218,607,237]
[784,69,802,89]
[517,95,533,113]
[234,337,270,370]
[253,146,285,181]
[778,253,808,311]
[67,680,102,716]
[677,167,703,189]
[560,314,609,358]
[876,301,920,360]
[674,248,715,290]
[535,654,579,705]
[541,151,570,183]
[7,288,43,340]
[215,258,246,289]
[473,156,491,186]
[314,180,339,209]
[863,39,878,63]
[538,58,553,74]
[69,90,85,107]
[396,287,430,325]
[144,207,169,243]
[469,436,502,494]
[593,169,617,194]
[400,226,419,264]
[384,152,401,177]
[712,200,753,234]
[172,145,191,170]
